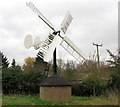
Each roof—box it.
[40,74,71,87]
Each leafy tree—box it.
[2,67,46,94]
[106,48,120,90]
[0,51,9,69]
[11,59,16,67]
[24,57,36,66]
[2,67,22,94]
[21,70,46,94]
[106,48,120,68]
[62,60,76,81]
[35,51,46,66]
[22,57,36,71]
[34,51,49,73]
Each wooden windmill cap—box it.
[40,74,71,87]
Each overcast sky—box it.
[0,0,118,66]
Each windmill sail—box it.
[38,33,55,59]
[60,36,86,61]
[37,33,62,62]
[44,35,62,62]
[26,2,55,32]
[38,34,86,62]
[61,11,73,34]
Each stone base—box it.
[40,86,71,102]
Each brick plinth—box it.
[40,86,71,102]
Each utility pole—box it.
[93,43,103,67]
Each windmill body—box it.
[24,2,87,102]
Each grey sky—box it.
[0,0,118,65]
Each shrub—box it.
[21,70,46,94]
[2,67,46,94]
[106,48,120,91]
[72,77,106,97]
[107,71,120,90]
[2,67,22,94]
[72,83,83,96]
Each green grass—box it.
[2,94,119,106]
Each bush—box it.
[21,70,46,94]
[72,83,83,96]
[2,67,46,94]
[2,67,22,94]
[111,72,120,89]
[72,77,106,97]
[106,48,120,91]
[107,71,120,91]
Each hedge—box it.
[2,67,46,94]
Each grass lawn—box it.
[2,94,119,106]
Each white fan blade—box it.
[61,11,73,34]
[34,36,41,50]
[24,35,33,49]
[34,36,40,45]
[44,35,62,62]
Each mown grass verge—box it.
[2,93,119,106]
[2,94,118,106]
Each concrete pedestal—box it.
[40,86,71,102]
[39,74,71,102]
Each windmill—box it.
[24,2,87,102]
